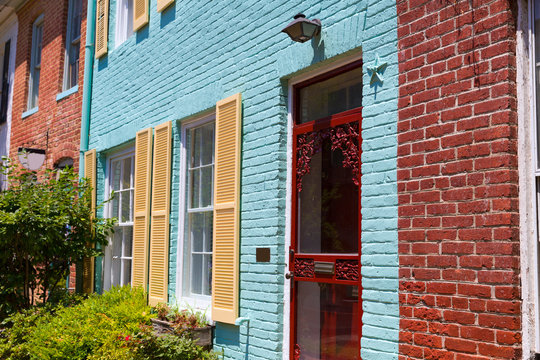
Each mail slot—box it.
[314,261,334,275]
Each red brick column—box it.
[397,0,521,358]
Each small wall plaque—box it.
[314,261,334,275]
[256,248,270,262]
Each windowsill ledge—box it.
[56,85,78,101]
[22,107,38,119]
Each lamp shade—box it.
[282,14,321,43]
[18,147,46,170]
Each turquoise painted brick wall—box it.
[88,0,399,358]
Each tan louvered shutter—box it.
[132,128,153,289]
[157,0,174,12]
[82,149,97,294]
[133,0,149,31]
[148,121,172,306]
[95,0,109,58]
[212,93,242,324]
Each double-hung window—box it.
[27,15,43,110]
[63,0,82,91]
[115,0,133,47]
[103,151,134,291]
[180,118,215,306]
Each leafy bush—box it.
[0,160,115,318]
[0,287,220,360]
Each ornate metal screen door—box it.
[289,61,363,360]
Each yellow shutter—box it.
[132,128,153,289]
[148,121,172,306]
[133,0,149,31]
[82,149,97,294]
[157,0,174,12]
[95,0,109,58]
[212,93,242,324]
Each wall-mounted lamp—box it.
[282,13,321,43]
[18,147,46,171]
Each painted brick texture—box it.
[9,0,86,171]
[90,0,400,359]
[397,0,520,358]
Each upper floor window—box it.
[103,150,134,291]
[27,15,43,110]
[0,40,11,124]
[115,0,133,47]
[63,0,82,91]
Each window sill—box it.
[56,85,78,101]
[22,107,38,119]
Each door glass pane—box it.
[298,67,363,124]
[296,282,359,360]
[298,138,358,253]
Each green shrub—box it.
[0,287,220,360]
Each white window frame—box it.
[62,0,82,91]
[115,0,133,47]
[27,14,43,110]
[176,113,215,315]
[103,147,135,291]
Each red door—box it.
[289,62,363,360]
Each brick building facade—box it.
[397,0,527,358]
[9,0,86,172]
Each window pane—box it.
[298,66,362,124]
[203,254,212,296]
[122,157,131,190]
[192,127,201,167]
[200,166,212,208]
[191,213,203,253]
[123,226,133,257]
[204,212,213,252]
[111,259,121,287]
[121,190,130,223]
[190,169,200,209]
[123,260,132,285]
[191,254,203,294]
[112,160,121,191]
[201,124,214,165]
[113,228,123,258]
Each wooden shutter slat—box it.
[95,0,109,58]
[133,0,149,31]
[148,121,172,306]
[82,149,97,294]
[212,93,241,324]
[132,128,153,289]
[157,0,174,12]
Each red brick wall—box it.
[9,0,86,171]
[397,0,520,358]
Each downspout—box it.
[74,0,96,293]
[79,0,96,176]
